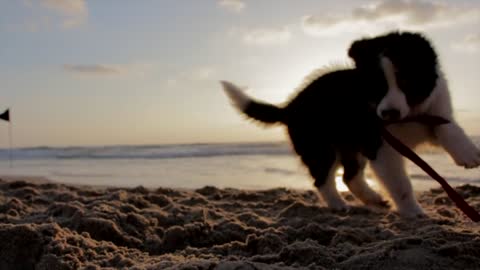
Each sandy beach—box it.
[0,177,479,269]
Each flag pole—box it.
[8,120,12,168]
[0,108,11,167]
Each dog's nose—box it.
[380,109,401,120]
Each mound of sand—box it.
[0,178,479,269]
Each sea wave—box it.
[0,143,293,160]
[1,136,478,161]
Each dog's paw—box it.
[325,199,349,212]
[437,124,480,169]
[360,190,388,207]
[450,144,480,169]
[367,199,391,209]
[396,203,426,218]
[362,194,390,209]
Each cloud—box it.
[301,15,361,37]
[452,33,480,53]
[41,0,88,28]
[63,62,157,78]
[302,0,480,37]
[15,0,87,30]
[230,27,292,46]
[353,0,478,25]
[63,64,122,75]
[218,0,245,13]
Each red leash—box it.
[383,116,480,222]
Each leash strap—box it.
[382,127,480,222]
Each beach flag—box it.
[1,109,12,167]
[0,109,9,122]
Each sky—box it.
[0,0,479,147]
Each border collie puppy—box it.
[348,31,480,216]
[222,31,480,217]
[221,69,389,211]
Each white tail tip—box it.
[220,81,251,111]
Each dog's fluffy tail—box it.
[220,81,283,125]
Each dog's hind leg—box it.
[301,150,348,210]
[370,143,424,217]
[288,126,346,210]
[342,154,388,208]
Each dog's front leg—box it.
[370,143,424,217]
[435,121,480,169]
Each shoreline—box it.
[0,172,459,192]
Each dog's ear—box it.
[348,39,367,60]
[348,38,385,66]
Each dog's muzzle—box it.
[380,109,401,121]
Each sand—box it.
[0,177,479,269]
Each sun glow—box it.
[334,168,379,192]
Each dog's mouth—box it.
[377,106,410,122]
[379,109,401,121]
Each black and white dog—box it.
[222,31,480,217]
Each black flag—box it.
[0,109,9,122]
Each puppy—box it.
[221,66,388,211]
[348,31,480,216]
[222,31,480,217]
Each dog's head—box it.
[348,31,439,121]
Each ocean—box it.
[1,141,479,191]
